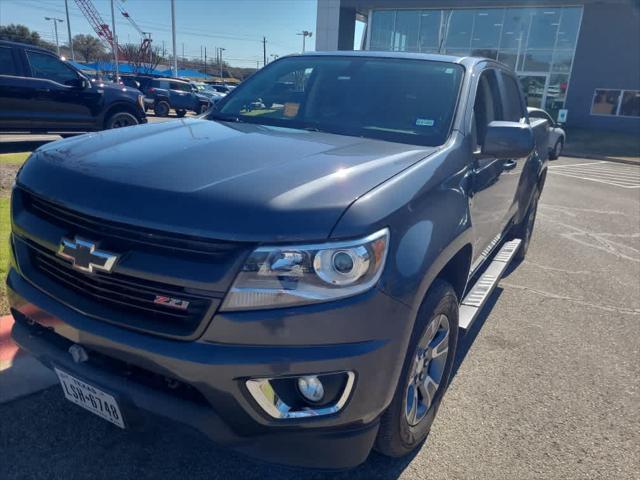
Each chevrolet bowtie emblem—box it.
[57,236,119,274]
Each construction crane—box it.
[117,0,152,56]
[74,0,152,61]
[73,0,125,58]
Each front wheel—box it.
[176,109,187,118]
[375,279,459,458]
[199,103,209,114]
[105,111,139,129]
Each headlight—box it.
[221,228,389,311]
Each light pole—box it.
[296,30,312,53]
[270,54,279,63]
[109,0,119,82]
[64,0,74,61]
[44,17,64,56]
[218,47,226,83]
[171,0,177,77]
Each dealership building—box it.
[316,0,640,132]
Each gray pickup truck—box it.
[9,52,548,469]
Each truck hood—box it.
[18,119,437,242]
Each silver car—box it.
[527,107,566,159]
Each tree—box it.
[0,24,54,49]
[120,42,163,73]
[72,34,105,62]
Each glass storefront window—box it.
[545,74,569,119]
[556,7,582,49]
[501,8,533,50]
[551,50,573,73]
[394,10,420,52]
[419,10,442,52]
[471,9,503,49]
[497,50,519,70]
[591,90,621,115]
[527,9,561,49]
[370,10,395,51]
[445,10,474,48]
[620,91,640,117]
[522,51,553,72]
[367,6,583,115]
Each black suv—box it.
[143,77,211,117]
[0,41,146,132]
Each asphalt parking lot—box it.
[0,155,638,480]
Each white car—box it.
[527,107,566,160]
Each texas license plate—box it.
[55,368,125,428]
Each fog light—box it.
[297,375,324,403]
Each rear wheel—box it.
[176,109,187,118]
[154,100,170,117]
[549,138,563,160]
[105,111,139,129]
[511,187,541,261]
[375,280,458,458]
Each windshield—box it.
[211,56,464,146]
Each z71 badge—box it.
[153,295,190,310]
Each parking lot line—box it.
[549,161,640,189]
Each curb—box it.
[0,314,57,403]
[562,151,640,166]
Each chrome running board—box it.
[459,239,522,331]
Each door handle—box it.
[35,88,51,93]
[503,159,517,171]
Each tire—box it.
[154,100,170,117]
[199,103,209,114]
[105,111,139,129]
[176,109,187,118]
[511,187,541,262]
[375,279,459,458]
[549,138,563,160]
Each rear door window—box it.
[0,46,17,75]
[26,50,78,85]
[170,81,191,92]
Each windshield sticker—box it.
[416,118,435,127]
[445,68,454,74]
[283,102,300,117]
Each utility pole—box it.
[171,0,177,77]
[64,0,74,61]
[109,0,119,82]
[204,47,207,75]
[296,30,313,53]
[262,37,267,67]
[217,47,226,83]
[44,17,64,56]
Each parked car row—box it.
[0,40,146,133]
[0,40,245,134]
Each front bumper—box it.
[8,267,414,468]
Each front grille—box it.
[14,187,246,338]
[28,239,212,336]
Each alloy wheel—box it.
[405,314,450,426]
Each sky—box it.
[0,0,320,67]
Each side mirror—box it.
[481,121,534,159]
[66,77,89,89]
